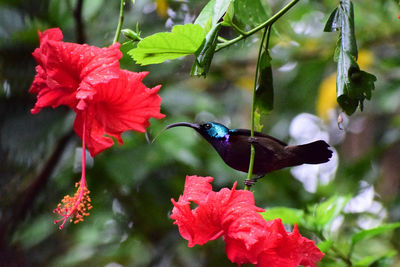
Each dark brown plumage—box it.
[165,122,333,177]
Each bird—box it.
[164,121,333,182]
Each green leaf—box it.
[233,0,269,29]
[191,23,221,77]
[317,240,333,253]
[324,0,376,115]
[324,7,340,32]
[255,50,274,114]
[222,1,234,26]
[128,24,206,65]
[351,222,400,245]
[261,207,304,225]
[354,250,396,267]
[308,195,351,229]
[195,0,232,32]
[338,69,377,114]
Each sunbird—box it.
[165,122,332,181]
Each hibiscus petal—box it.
[181,175,214,203]
[221,186,267,264]
[170,199,198,246]
[171,198,223,247]
[79,69,164,156]
[76,43,122,103]
[291,225,324,267]
[30,65,77,113]
[170,176,223,246]
[171,176,324,267]
[222,185,266,245]
[38,27,63,43]
[29,28,122,114]
[73,110,114,156]
[224,235,264,265]
[257,220,324,267]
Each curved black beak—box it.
[151,122,200,144]
[164,122,200,130]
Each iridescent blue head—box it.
[164,121,230,141]
[198,122,229,139]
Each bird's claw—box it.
[244,174,265,187]
[248,137,258,144]
[244,179,257,186]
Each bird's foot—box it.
[244,174,265,187]
[244,179,257,186]
[248,137,258,144]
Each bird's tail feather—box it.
[287,140,332,166]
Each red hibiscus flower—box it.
[73,70,165,156]
[30,28,165,229]
[30,28,122,114]
[171,175,324,266]
[257,220,324,267]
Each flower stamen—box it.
[54,111,92,229]
[53,180,92,229]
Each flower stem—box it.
[54,113,90,229]
[113,0,126,44]
[81,112,86,186]
[316,231,353,267]
[331,245,353,267]
[244,27,269,190]
[231,22,248,36]
[216,0,300,52]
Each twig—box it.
[73,0,86,44]
[113,0,126,44]
[244,27,269,190]
[216,0,300,52]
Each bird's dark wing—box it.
[229,129,288,146]
[226,130,287,175]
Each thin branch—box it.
[244,27,269,190]
[216,0,300,52]
[231,22,247,36]
[113,0,126,44]
[73,0,86,44]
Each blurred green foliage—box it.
[1,0,400,266]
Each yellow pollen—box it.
[54,181,93,229]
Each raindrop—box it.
[112,198,126,216]
[2,80,11,98]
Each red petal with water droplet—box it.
[29,28,122,113]
[73,70,165,156]
[171,175,324,266]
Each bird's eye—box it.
[203,123,211,130]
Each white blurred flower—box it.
[289,113,339,193]
[357,201,387,229]
[344,181,387,229]
[289,113,329,143]
[291,150,338,193]
[328,215,344,239]
[344,181,374,213]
